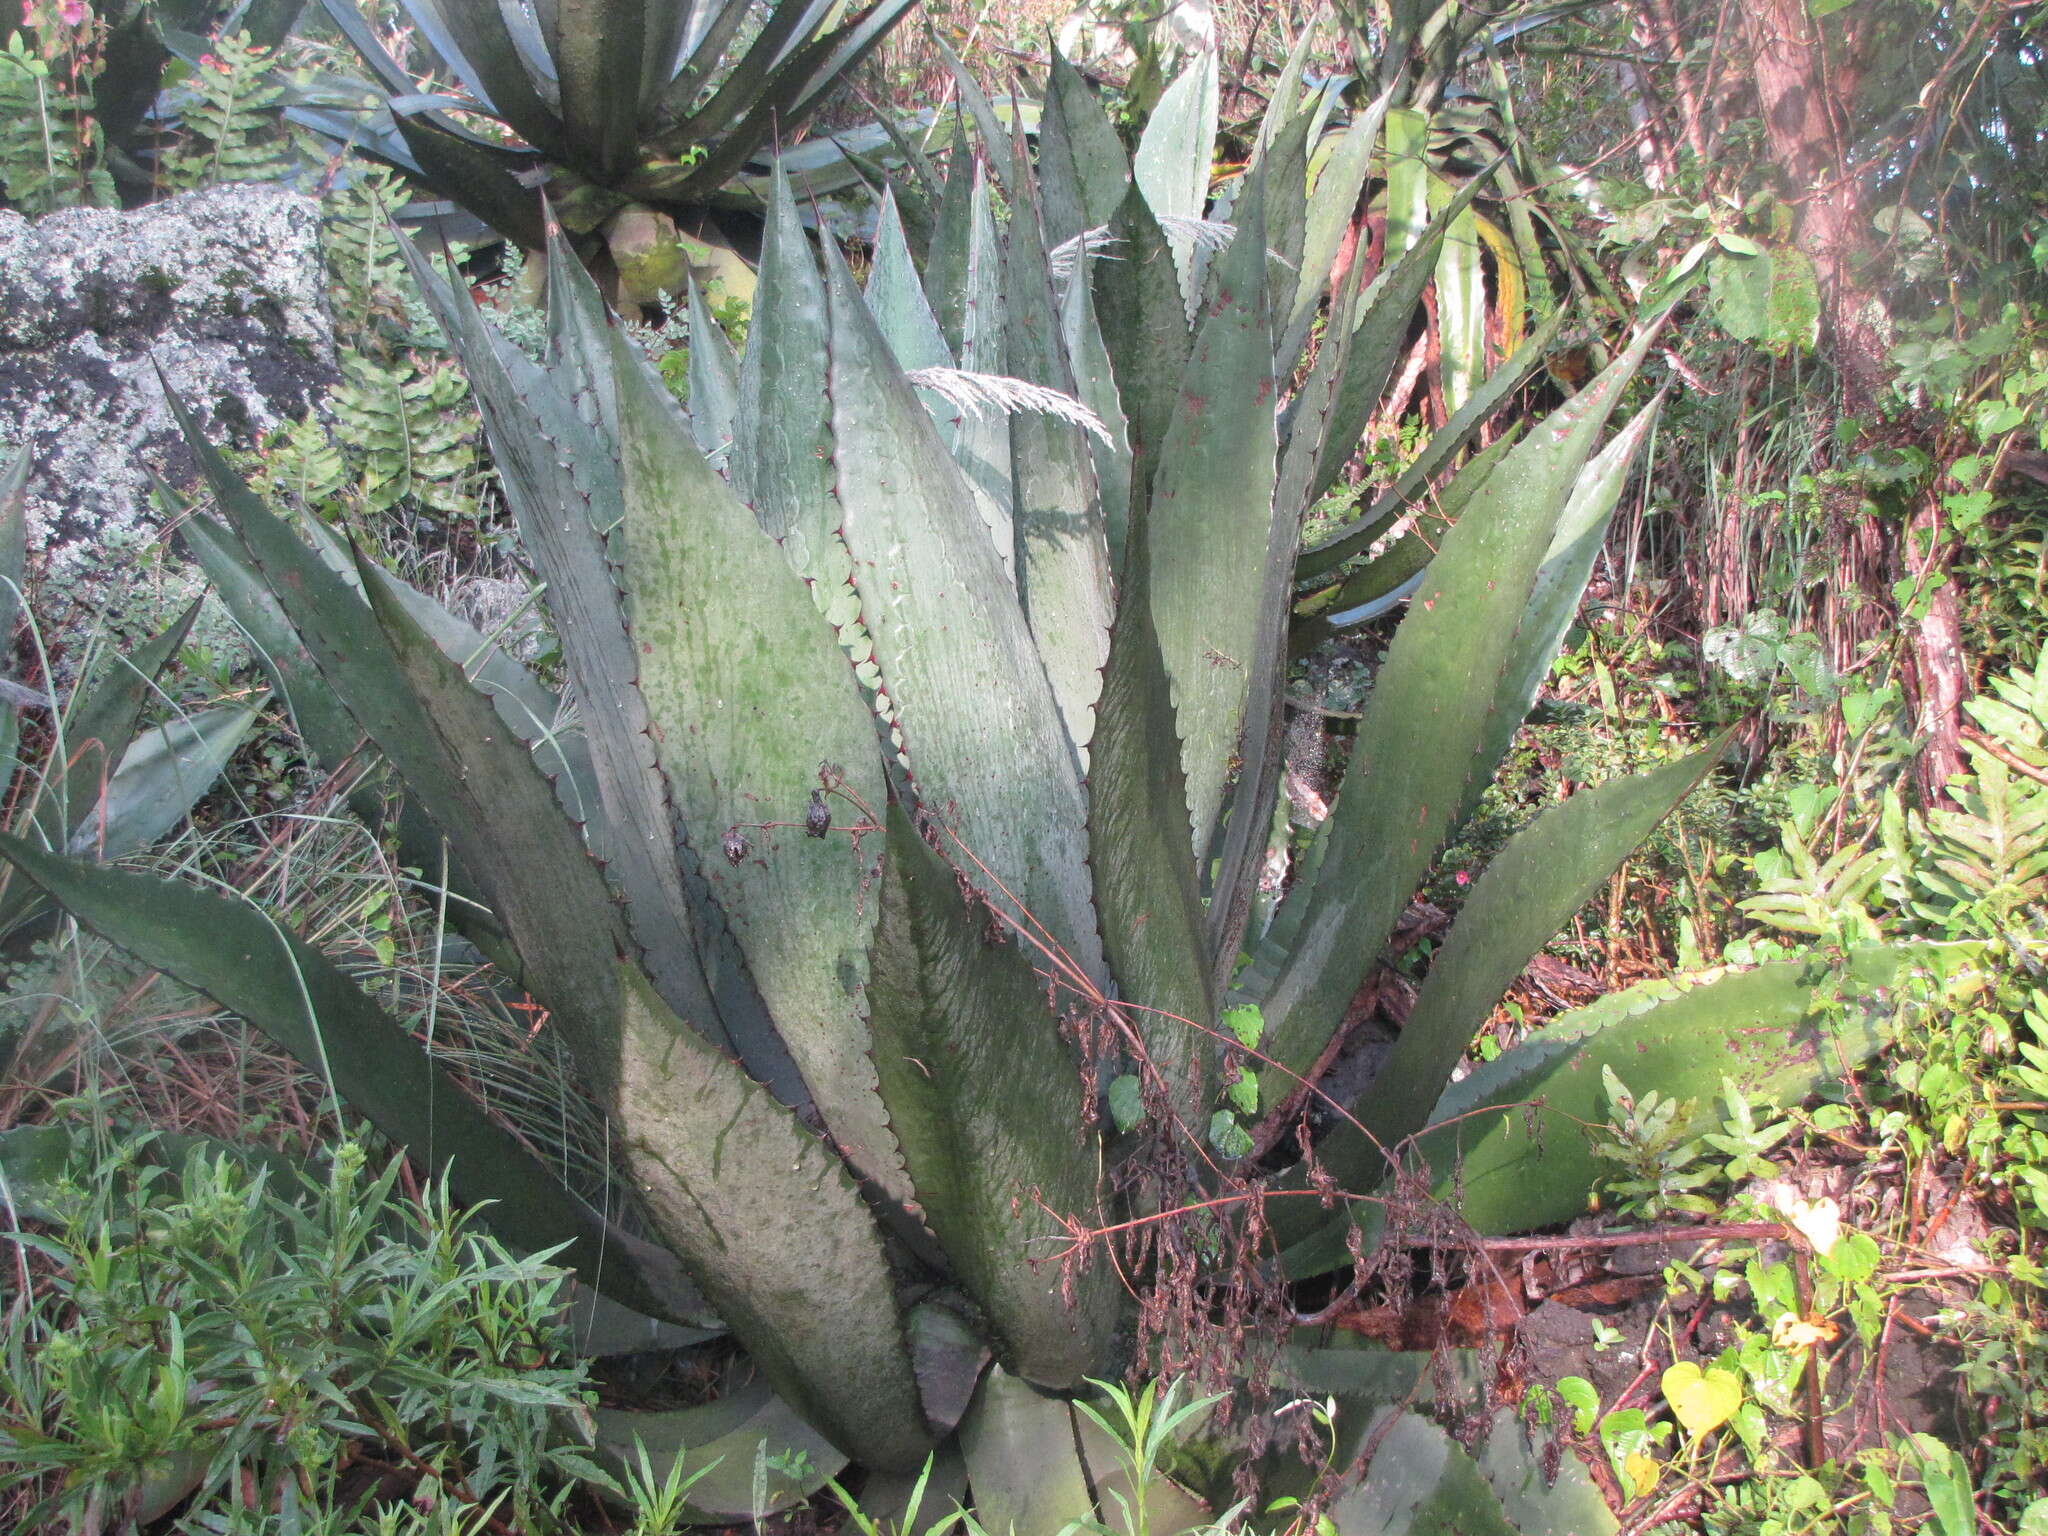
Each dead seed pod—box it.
[805,789,832,838]
[721,827,749,865]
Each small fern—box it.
[160,32,298,191]
[0,31,115,214]
[330,349,486,521]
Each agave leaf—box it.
[658,0,824,137]
[684,272,740,457]
[1283,944,1968,1276]
[605,305,909,1207]
[544,0,659,177]
[953,162,1015,581]
[1382,107,1430,258]
[924,143,975,356]
[867,806,1118,1388]
[401,239,798,1097]
[1133,50,1218,298]
[390,0,566,159]
[591,1382,850,1523]
[71,702,264,859]
[735,170,838,546]
[1283,86,1394,364]
[933,34,1013,186]
[1005,170,1112,765]
[1144,175,1278,856]
[1303,169,1493,511]
[1285,744,1722,1243]
[1088,557,1215,1124]
[868,186,955,376]
[909,1302,992,1435]
[1252,331,1660,1099]
[1324,1410,1520,1536]
[1471,400,1662,811]
[859,1448,972,1536]
[1479,1415,1618,1536]
[0,839,694,1321]
[821,236,1107,994]
[1038,48,1128,248]
[1256,107,1315,345]
[1092,185,1191,574]
[387,112,548,250]
[958,1367,1097,1536]
[609,960,933,1469]
[1431,176,1487,413]
[1059,253,1134,576]
[1294,309,1561,581]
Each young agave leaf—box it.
[958,1367,1098,1536]
[684,272,740,458]
[1092,185,1191,571]
[1252,330,1660,1099]
[1278,744,1723,1247]
[1256,108,1316,342]
[866,806,1120,1388]
[71,701,264,858]
[735,171,836,553]
[1058,257,1133,574]
[821,236,1107,994]
[1038,48,1129,249]
[1431,177,1487,413]
[0,839,695,1323]
[924,142,976,356]
[954,163,1016,581]
[1285,86,1394,358]
[1133,49,1219,300]
[1005,170,1113,765]
[603,307,909,1208]
[1143,176,1279,857]
[1283,944,1968,1276]
[868,186,955,378]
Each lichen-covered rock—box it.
[0,182,337,641]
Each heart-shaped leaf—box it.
[1660,1362,1743,1440]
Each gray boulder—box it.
[0,182,336,641]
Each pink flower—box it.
[57,0,85,24]
[199,52,219,69]
[1454,870,1470,887]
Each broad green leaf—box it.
[1479,1415,1618,1536]
[1039,48,1129,248]
[1470,400,1662,812]
[605,307,909,1207]
[822,237,1107,993]
[592,1383,849,1524]
[1133,49,1218,298]
[609,960,933,1470]
[1252,331,1660,1099]
[1284,87,1393,363]
[868,185,955,379]
[684,272,740,457]
[1144,176,1278,855]
[0,839,695,1322]
[867,807,1118,1388]
[1005,172,1112,764]
[1382,107,1430,257]
[959,1367,1097,1536]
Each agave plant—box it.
[295,0,916,285]
[0,54,1958,1529]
